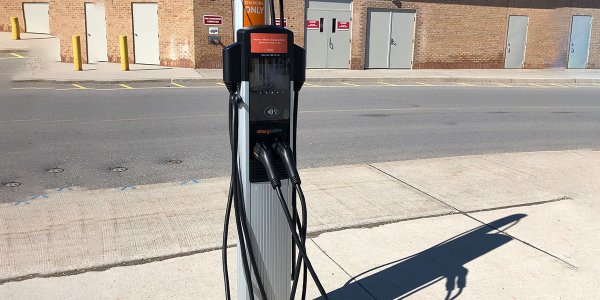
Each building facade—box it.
[1,0,599,69]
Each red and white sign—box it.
[337,21,350,31]
[275,18,287,28]
[203,15,223,25]
[250,33,288,54]
[306,20,320,30]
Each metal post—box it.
[119,35,129,71]
[10,17,20,40]
[72,35,82,71]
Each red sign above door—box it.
[275,18,287,28]
[306,20,320,30]
[203,15,223,25]
[337,21,350,31]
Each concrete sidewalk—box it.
[1,150,599,299]
[5,32,600,85]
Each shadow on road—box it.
[322,214,526,300]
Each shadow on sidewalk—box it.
[322,214,526,300]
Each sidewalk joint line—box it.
[368,164,459,212]
[309,238,378,300]
[0,244,229,286]
[475,155,538,177]
[368,164,578,270]
[465,196,570,214]
[570,150,592,158]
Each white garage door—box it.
[23,3,50,34]
[132,3,160,65]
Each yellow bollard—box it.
[119,35,129,71]
[72,35,82,71]
[10,17,20,40]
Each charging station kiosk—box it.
[223,26,311,299]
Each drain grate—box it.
[110,167,128,172]
[3,182,22,187]
[166,159,183,165]
[48,168,64,173]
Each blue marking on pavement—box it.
[14,194,49,205]
[120,186,137,191]
[180,179,201,185]
[14,199,31,206]
[55,187,74,192]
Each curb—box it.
[0,48,29,53]
[11,78,207,84]
[306,77,600,84]
[12,77,600,85]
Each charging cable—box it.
[223,91,268,300]
[253,142,329,300]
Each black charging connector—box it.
[274,141,301,185]
[253,143,281,188]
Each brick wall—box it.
[194,0,305,69]
[195,0,234,68]
[3,0,600,69]
[1,0,195,67]
[158,0,195,67]
[0,0,26,32]
[350,0,600,69]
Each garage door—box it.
[132,3,160,65]
[23,3,50,34]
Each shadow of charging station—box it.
[323,214,527,300]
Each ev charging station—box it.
[221,0,328,299]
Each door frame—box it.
[365,8,416,69]
[503,15,529,69]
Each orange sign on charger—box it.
[251,33,288,53]
[243,0,266,26]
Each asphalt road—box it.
[1,58,600,202]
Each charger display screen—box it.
[248,57,291,122]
